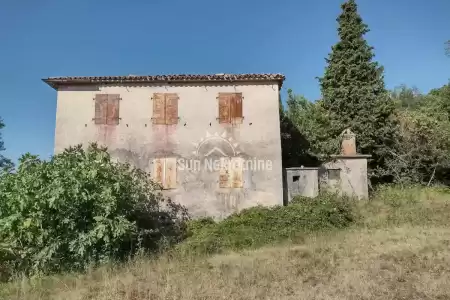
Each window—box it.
[327,169,340,181]
[152,93,179,125]
[218,93,243,124]
[94,94,120,125]
[219,157,244,188]
[152,157,177,189]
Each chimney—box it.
[341,129,356,155]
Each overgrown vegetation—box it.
[178,193,354,255]
[0,144,188,279]
[1,186,449,300]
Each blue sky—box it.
[0,0,449,163]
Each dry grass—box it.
[1,186,450,300]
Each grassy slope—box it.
[2,186,450,300]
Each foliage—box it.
[177,193,355,255]
[317,0,398,182]
[285,89,335,161]
[0,118,12,169]
[390,85,425,109]
[279,92,320,167]
[0,144,188,278]
[382,84,450,184]
[2,186,450,300]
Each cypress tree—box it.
[318,0,397,182]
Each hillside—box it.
[1,186,449,300]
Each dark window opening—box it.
[328,169,340,180]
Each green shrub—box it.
[177,193,355,255]
[0,144,188,278]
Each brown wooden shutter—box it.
[218,93,231,124]
[165,94,179,125]
[164,157,177,189]
[106,94,120,125]
[219,157,231,188]
[231,157,244,188]
[94,94,108,124]
[152,93,166,124]
[230,93,243,122]
[153,158,164,187]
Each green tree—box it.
[428,83,450,117]
[0,144,188,278]
[383,84,450,184]
[280,90,321,167]
[390,85,424,110]
[285,89,334,161]
[318,0,398,182]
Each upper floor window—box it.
[152,93,179,125]
[94,94,120,125]
[218,93,243,124]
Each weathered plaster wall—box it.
[54,82,283,219]
[284,167,319,202]
[322,156,370,199]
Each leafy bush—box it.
[0,144,188,278]
[177,193,355,255]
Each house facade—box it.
[44,74,285,219]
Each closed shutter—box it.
[165,94,179,125]
[106,94,120,125]
[219,157,231,188]
[230,93,243,122]
[231,157,244,188]
[94,94,108,124]
[152,93,166,124]
[164,157,177,189]
[218,93,231,124]
[153,158,164,187]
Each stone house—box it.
[44,73,285,219]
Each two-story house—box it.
[44,73,285,219]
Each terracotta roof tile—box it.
[43,73,285,89]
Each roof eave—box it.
[42,78,285,90]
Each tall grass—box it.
[1,185,450,300]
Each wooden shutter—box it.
[231,157,244,188]
[153,158,164,187]
[94,94,108,124]
[218,93,231,124]
[219,157,231,188]
[164,157,177,189]
[106,94,120,125]
[165,94,179,125]
[230,93,243,122]
[152,93,166,124]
